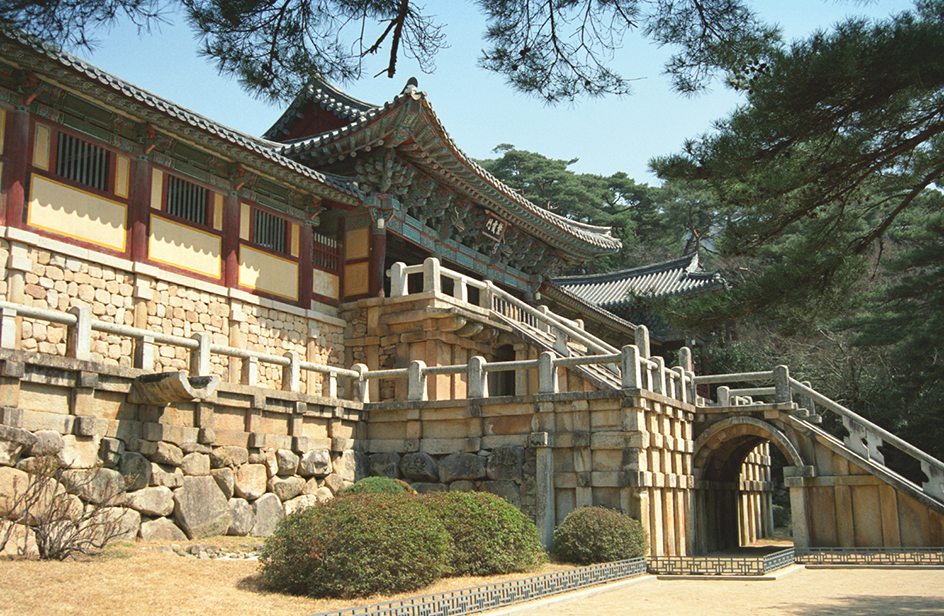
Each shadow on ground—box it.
[778,595,944,615]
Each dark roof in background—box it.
[553,253,725,312]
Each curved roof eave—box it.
[274,84,621,259]
[0,28,363,206]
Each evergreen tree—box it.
[0,0,777,101]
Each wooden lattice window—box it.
[56,133,108,191]
[166,175,208,226]
[253,208,287,253]
[312,230,340,272]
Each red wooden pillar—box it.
[2,105,31,228]
[369,224,386,298]
[299,221,314,308]
[129,155,151,263]
[222,192,240,289]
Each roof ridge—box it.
[554,253,700,284]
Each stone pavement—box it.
[488,566,944,616]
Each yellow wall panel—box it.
[313,270,340,300]
[290,223,300,257]
[115,155,130,198]
[213,193,224,230]
[29,175,127,251]
[239,245,298,301]
[345,261,369,296]
[150,169,163,209]
[148,215,222,278]
[345,227,369,260]
[33,124,50,170]
[239,202,251,240]
[0,108,7,154]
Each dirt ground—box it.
[1,537,942,616]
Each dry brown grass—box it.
[0,537,573,616]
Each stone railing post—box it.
[189,332,211,377]
[538,351,558,394]
[773,365,791,404]
[422,257,441,294]
[718,385,731,406]
[679,346,693,373]
[352,363,369,403]
[673,367,687,404]
[134,334,155,371]
[325,370,338,399]
[241,356,259,386]
[468,356,488,398]
[456,277,468,302]
[635,325,651,358]
[408,360,427,401]
[66,305,92,361]
[652,356,666,395]
[282,351,300,392]
[537,306,551,333]
[480,280,494,310]
[552,327,570,356]
[0,307,16,350]
[621,344,641,389]
[388,262,407,297]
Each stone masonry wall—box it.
[0,234,345,396]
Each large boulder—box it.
[96,507,141,543]
[268,475,305,502]
[60,468,126,505]
[250,493,283,537]
[438,453,486,483]
[179,452,210,476]
[227,498,254,536]
[283,494,319,517]
[481,480,521,508]
[210,446,248,469]
[369,452,401,478]
[210,468,235,500]
[172,476,231,539]
[120,452,152,492]
[124,486,174,517]
[298,450,331,477]
[399,452,438,483]
[149,463,183,489]
[139,517,187,542]
[0,425,36,467]
[57,435,102,469]
[29,431,64,457]
[234,464,267,501]
[487,447,524,482]
[332,450,367,483]
[272,449,299,477]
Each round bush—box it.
[339,476,414,496]
[259,493,452,598]
[423,491,547,576]
[553,507,648,565]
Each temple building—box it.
[3,29,938,562]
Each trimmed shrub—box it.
[553,507,648,565]
[423,491,547,576]
[339,476,414,496]
[259,493,451,598]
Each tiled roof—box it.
[553,254,725,311]
[273,81,621,256]
[264,81,379,139]
[0,28,362,202]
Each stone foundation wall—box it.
[0,349,364,545]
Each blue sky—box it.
[84,0,914,184]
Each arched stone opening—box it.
[691,417,805,554]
